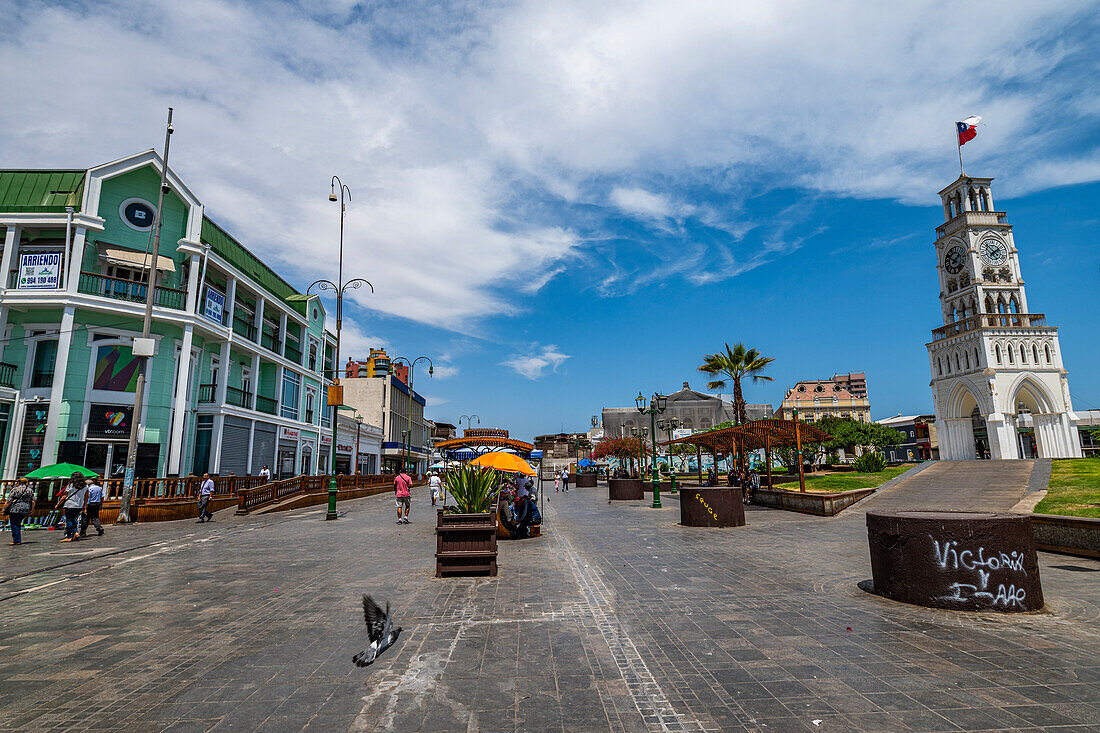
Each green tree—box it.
[698,343,775,424]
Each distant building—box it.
[777,375,872,424]
[346,348,405,382]
[533,432,589,460]
[341,373,428,473]
[1076,409,1100,457]
[602,381,772,438]
[876,414,938,462]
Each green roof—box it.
[200,216,302,307]
[0,170,86,213]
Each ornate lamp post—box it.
[636,391,667,508]
[316,176,374,520]
[459,414,480,431]
[355,413,363,474]
[630,426,646,479]
[392,356,433,474]
[658,416,680,494]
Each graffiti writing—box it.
[931,539,1027,574]
[930,535,1029,610]
[938,582,1027,609]
[696,495,718,521]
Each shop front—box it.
[277,426,299,479]
[57,403,159,479]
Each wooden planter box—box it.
[574,474,598,488]
[435,509,498,577]
[608,478,644,500]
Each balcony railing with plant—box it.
[78,271,187,310]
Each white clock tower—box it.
[927,175,1082,460]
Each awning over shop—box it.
[101,247,177,272]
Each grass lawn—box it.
[1033,459,1100,518]
[769,464,913,493]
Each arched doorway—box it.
[942,384,986,460]
[1010,380,1055,458]
[970,405,990,459]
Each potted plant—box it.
[435,465,499,577]
[592,436,646,500]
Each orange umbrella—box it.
[469,451,536,475]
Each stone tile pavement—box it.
[0,482,1098,732]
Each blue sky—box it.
[2,0,1098,439]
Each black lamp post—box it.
[316,176,374,520]
[658,416,680,494]
[354,413,363,474]
[459,414,480,432]
[392,356,433,474]
[636,391,667,508]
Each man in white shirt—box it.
[197,473,215,523]
[54,472,88,542]
[80,478,105,537]
[428,472,442,506]
[259,465,271,481]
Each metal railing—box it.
[256,395,278,414]
[226,385,252,408]
[284,342,303,364]
[197,383,216,403]
[78,271,187,310]
[261,330,280,353]
[932,312,1047,341]
[235,473,396,515]
[0,362,15,388]
[232,317,257,341]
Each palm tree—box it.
[698,343,775,425]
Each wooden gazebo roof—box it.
[434,435,534,455]
[660,419,831,452]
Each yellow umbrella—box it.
[470,451,536,475]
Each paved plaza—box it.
[1,483,1099,733]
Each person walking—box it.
[4,478,36,545]
[258,465,271,481]
[561,467,569,492]
[429,472,441,507]
[196,473,215,523]
[80,478,105,537]
[55,472,88,542]
[554,470,560,492]
[394,469,412,524]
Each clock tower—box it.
[927,175,1082,460]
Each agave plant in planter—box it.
[435,465,499,577]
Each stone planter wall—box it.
[608,478,644,501]
[752,487,875,516]
[867,510,1044,612]
[680,487,745,527]
[435,509,498,577]
[1030,514,1100,559]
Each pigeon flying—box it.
[353,595,402,667]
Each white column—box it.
[42,307,76,464]
[225,276,237,328]
[250,353,260,410]
[279,313,287,355]
[168,324,194,475]
[961,189,971,212]
[65,226,87,294]
[246,420,255,474]
[216,340,230,406]
[210,340,230,472]
[1,225,21,289]
[254,296,265,338]
[184,254,200,312]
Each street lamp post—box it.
[355,413,363,474]
[658,416,680,494]
[459,414,480,432]
[392,356,433,475]
[630,426,646,480]
[317,176,375,521]
[636,391,668,509]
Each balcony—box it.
[0,362,16,388]
[261,330,281,353]
[78,271,187,310]
[197,383,216,403]
[284,342,303,365]
[931,312,1048,341]
[256,395,278,415]
[226,385,252,408]
[232,316,257,341]
[935,210,1009,238]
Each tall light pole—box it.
[658,416,680,494]
[636,391,667,509]
[354,413,363,474]
[459,414,480,432]
[630,426,647,482]
[317,176,374,520]
[118,108,174,524]
[392,356,433,474]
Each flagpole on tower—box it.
[958,134,965,176]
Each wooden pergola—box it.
[660,419,832,492]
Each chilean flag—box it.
[957,115,981,146]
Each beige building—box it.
[340,374,429,473]
[777,374,871,424]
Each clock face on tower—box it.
[978,238,1008,267]
[943,245,966,274]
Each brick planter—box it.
[752,487,875,516]
[574,474,598,488]
[435,509,498,577]
[680,487,745,527]
[608,478,644,501]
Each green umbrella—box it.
[24,463,98,479]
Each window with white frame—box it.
[281,371,301,420]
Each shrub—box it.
[853,451,887,473]
[443,465,499,514]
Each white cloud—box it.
[501,344,571,380]
[1,0,1096,324]
[431,364,460,379]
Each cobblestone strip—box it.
[550,520,717,733]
